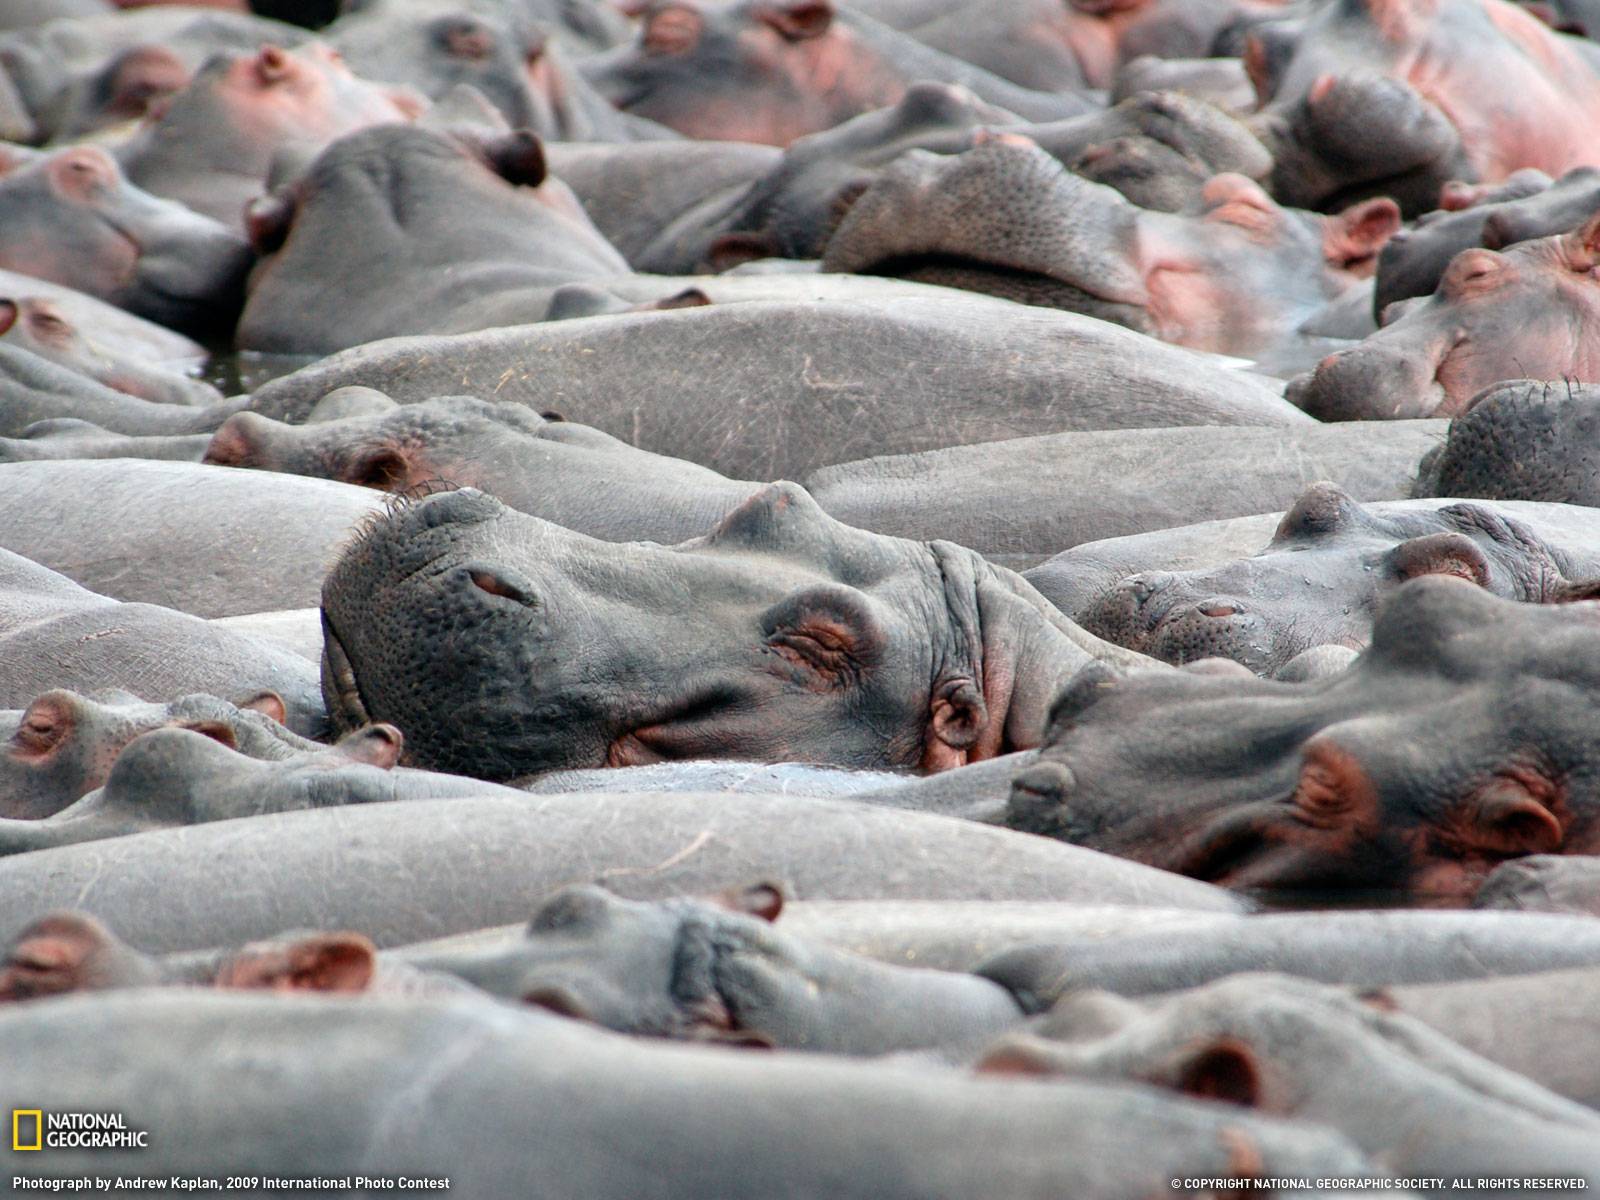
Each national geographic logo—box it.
[11,1111,148,1151]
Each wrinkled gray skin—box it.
[0,460,382,619]
[0,792,1242,954]
[1414,380,1600,507]
[1474,856,1600,918]
[0,724,525,856]
[580,0,1096,144]
[1030,488,1600,674]
[0,344,243,438]
[546,138,780,272]
[0,688,315,820]
[819,137,1392,356]
[320,485,1155,779]
[1111,56,1256,114]
[4,992,1378,1195]
[237,125,633,355]
[0,269,202,363]
[407,884,1025,1054]
[520,760,908,798]
[0,548,325,737]
[982,974,1600,1189]
[976,911,1600,1006]
[809,421,1442,571]
[0,420,210,464]
[702,85,1272,273]
[0,144,251,338]
[248,297,1308,480]
[203,399,760,547]
[1373,967,1600,1110]
[1373,168,1555,315]
[0,296,218,407]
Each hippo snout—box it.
[1287,342,1444,421]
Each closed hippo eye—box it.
[1289,740,1375,828]
[759,586,885,687]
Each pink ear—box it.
[0,912,118,1001]
[1325,197,1401,269]
[215,932,376,993]
[238,691,288,725]
[334,723,404,769]
[1385,532,1491,588]
[974,1041,1062,1077]
[756,0,834,40]
[643,6,703,55]
[1567,210,1600,272]
[712,882,786,922]
[1178,1038,1262,1107]
[1467,778,1564,855]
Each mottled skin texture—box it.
[0,792,1241,954]
[0,145,250,338]
[0,723,525,855]
[1245,0,1600,213]
[237,126,631,355]
[204,398,760,545]
[1373,168,1554,314]
[0,296,219,407]
[1288,215,1600,419]
[706,85,1272,270]
[406,884,1025,1054]
[1,992,1377,1194]
[0,344,243,437]
[1072,482,1600,674]
[1008,578,1600,901]
[819,138,1395,355]
[1473,855,1600,917]
[976,910,1600,1002]
[1413,379,1600,506]
[116,41,423,232]
[0,460,382,619]
[580,0,1095,147]
[321,484,1155,780]
[246,297,1309,480]
[0,687,312,820]
[0,548,325,736]
[978,974,1600,1185]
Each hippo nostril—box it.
[1197,602,1240,619]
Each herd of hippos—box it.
[7,0,1600,1194]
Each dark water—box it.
[200,351,316,397]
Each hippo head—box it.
[320,483,1147,780]
[1289,214,1600,420]
[0,146,252,337]
[1076,483,1594,675]
[1011,577,1600,902]
[419,882,786,1042]
[820,135,1394,353]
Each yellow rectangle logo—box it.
[12,1109,42,1151]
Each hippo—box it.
[0,143,251,337]
[0,268,204,362]
[1,687,313,819]
[236,125,633,355]
[1245,0,1600,213]
[1288,214,1600,419]
[1413,380,1600,507]
[1064,483,1600,674]
[0,344,243,438]
[976,974,1600,1188]
[2,991,1380,1195]
[400,883,1026,1054]
[1007,578,1600,900]
[0,295,220,406]
[0,460,383,618]
[321,484,1158,779]
[246,297,1309,480]
[580,0,1095,147]
[0,420,211,464]
[1111,55,1257,114]
[0,791,1242,954]
[0,723,528,855]
[818,137,1396,355]
[1473,856,1600,918]
[0,547,325,736]
[115,41,424,232]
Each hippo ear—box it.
[176,720,239,751]
[215,933,377,993]
[1175,1038,1262,1107]
[478,129,546,188]
[331,723,404,769]
[705,231,779,272]
[1463,776,1564,856]
[642,5,703,55]
[384,84,429,122]
[1323,197,1401,270]
[0,299,14,337]
[244,191,297,256]
[1201,173,1280,235]
[756,0,834,40]
[1271,482,1362,543]
[923,676,989,771]
[237,691,288,726]
[1384,532,1490,588]
[1563,211,1600,273]
[711,882,786,923]
[0,912,115,1001]
[8,692,75,762]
